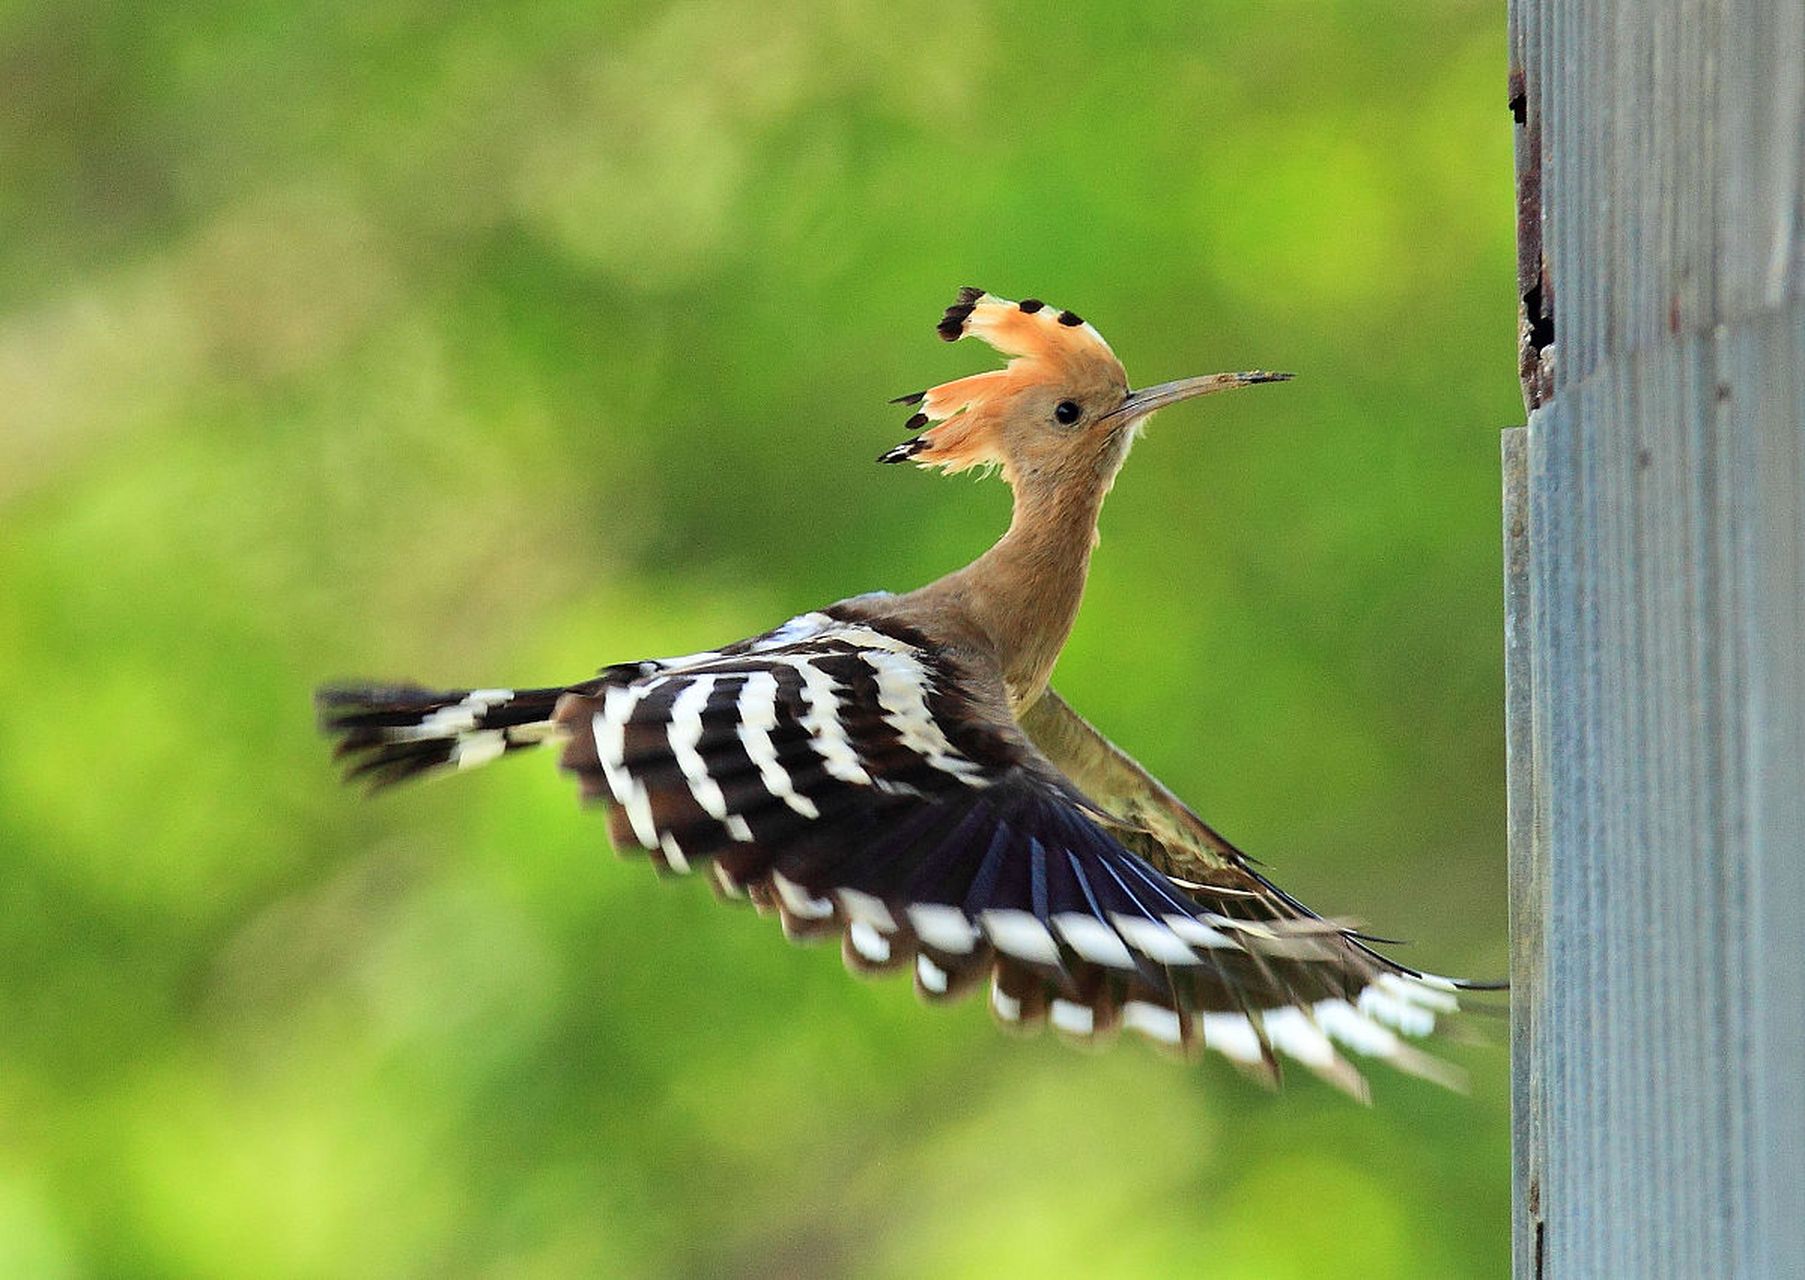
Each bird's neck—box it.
[951,472,1112,708]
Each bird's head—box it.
[881,287,1290,493]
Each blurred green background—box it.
[1,0,1517,1275]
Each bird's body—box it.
[321,289,1482,1097]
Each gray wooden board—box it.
[1503,426,1542,1277]
[1513,302,1805,1279]
[1508,1,1805,1275]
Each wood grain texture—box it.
[1503,426,1543,1277]
[1508,1,1805,1275]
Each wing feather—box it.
[550,610,1475,1091]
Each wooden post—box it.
[1507,2,1805,1275]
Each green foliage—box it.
[0,0,1515,1273]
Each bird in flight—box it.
[321,288,1483,1098]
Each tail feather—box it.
[317,683,581,788]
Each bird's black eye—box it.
[1053,400,1082,425]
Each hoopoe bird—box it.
[321,288,1483,1097]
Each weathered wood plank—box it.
[1508,1,1805,1275]
[1502,426,1543,1276]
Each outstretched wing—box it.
[554,609,1466,1095]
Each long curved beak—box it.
[1101,370,1293,425]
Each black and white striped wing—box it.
[553,611,1462,1093]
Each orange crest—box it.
[880,288,1127,474]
